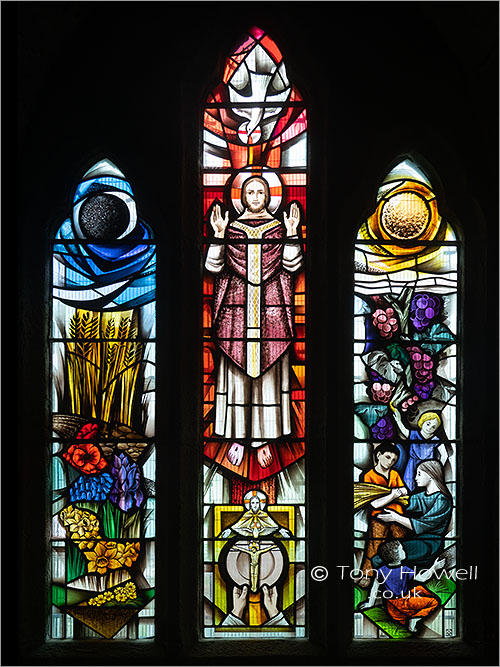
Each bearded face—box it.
[242,178,270,213]
[249,496,261,513]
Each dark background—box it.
[5,1,499,665]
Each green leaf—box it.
[354,585,368,609]
[363,606,413,639]
[414,322,455,355]
[100,499,121,538]
[139,588,155,605]
[67,587,96,606]
[354,403,389,427]
[122,510,141,539]
[426,575,456,605]
[67,540,87,581]
[52,584,66,606]
[386,343,410,368]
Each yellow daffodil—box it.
[83,541,122,575]
[59,505,101,541]
[115,541,141,568]
[75,539,97,551]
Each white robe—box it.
[214,352,291,445]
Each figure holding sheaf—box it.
[356,442,408,588]
[375,459,453,570]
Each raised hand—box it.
[262,584,279,619]
[231,585,249,619]
[283,202,300,236]
[433,557,446,572]
[210,203,229,238]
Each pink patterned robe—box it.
[205,217,303,441]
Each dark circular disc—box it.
[79,193,130,240]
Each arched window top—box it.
[53,158,155,312]
[356,157,457,276]
[208,25,303,106]
[203,27,306,175]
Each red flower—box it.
[63,440,107,475]
[77,423,99,440]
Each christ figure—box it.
[231,540,280,593]
[205,175,303,472]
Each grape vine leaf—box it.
[414,322,455,355]
[386,343,410,367]
[431,375,456,402]
[354,403,389,427]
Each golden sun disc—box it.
[381,192,430,240]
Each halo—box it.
[230,168,282,214]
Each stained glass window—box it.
[201,27,308,638]
[50,159,156,639]
[353,158,459,639]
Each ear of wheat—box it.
[101,311,143,427]
[353,482,409,511]
[65,309,144,429]
[67,310,100,417]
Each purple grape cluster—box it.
[371,416,394,440]
[414,381,435,400]
[406,345,435,400]
[410,293,441,331]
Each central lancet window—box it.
[201,27,308,638]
